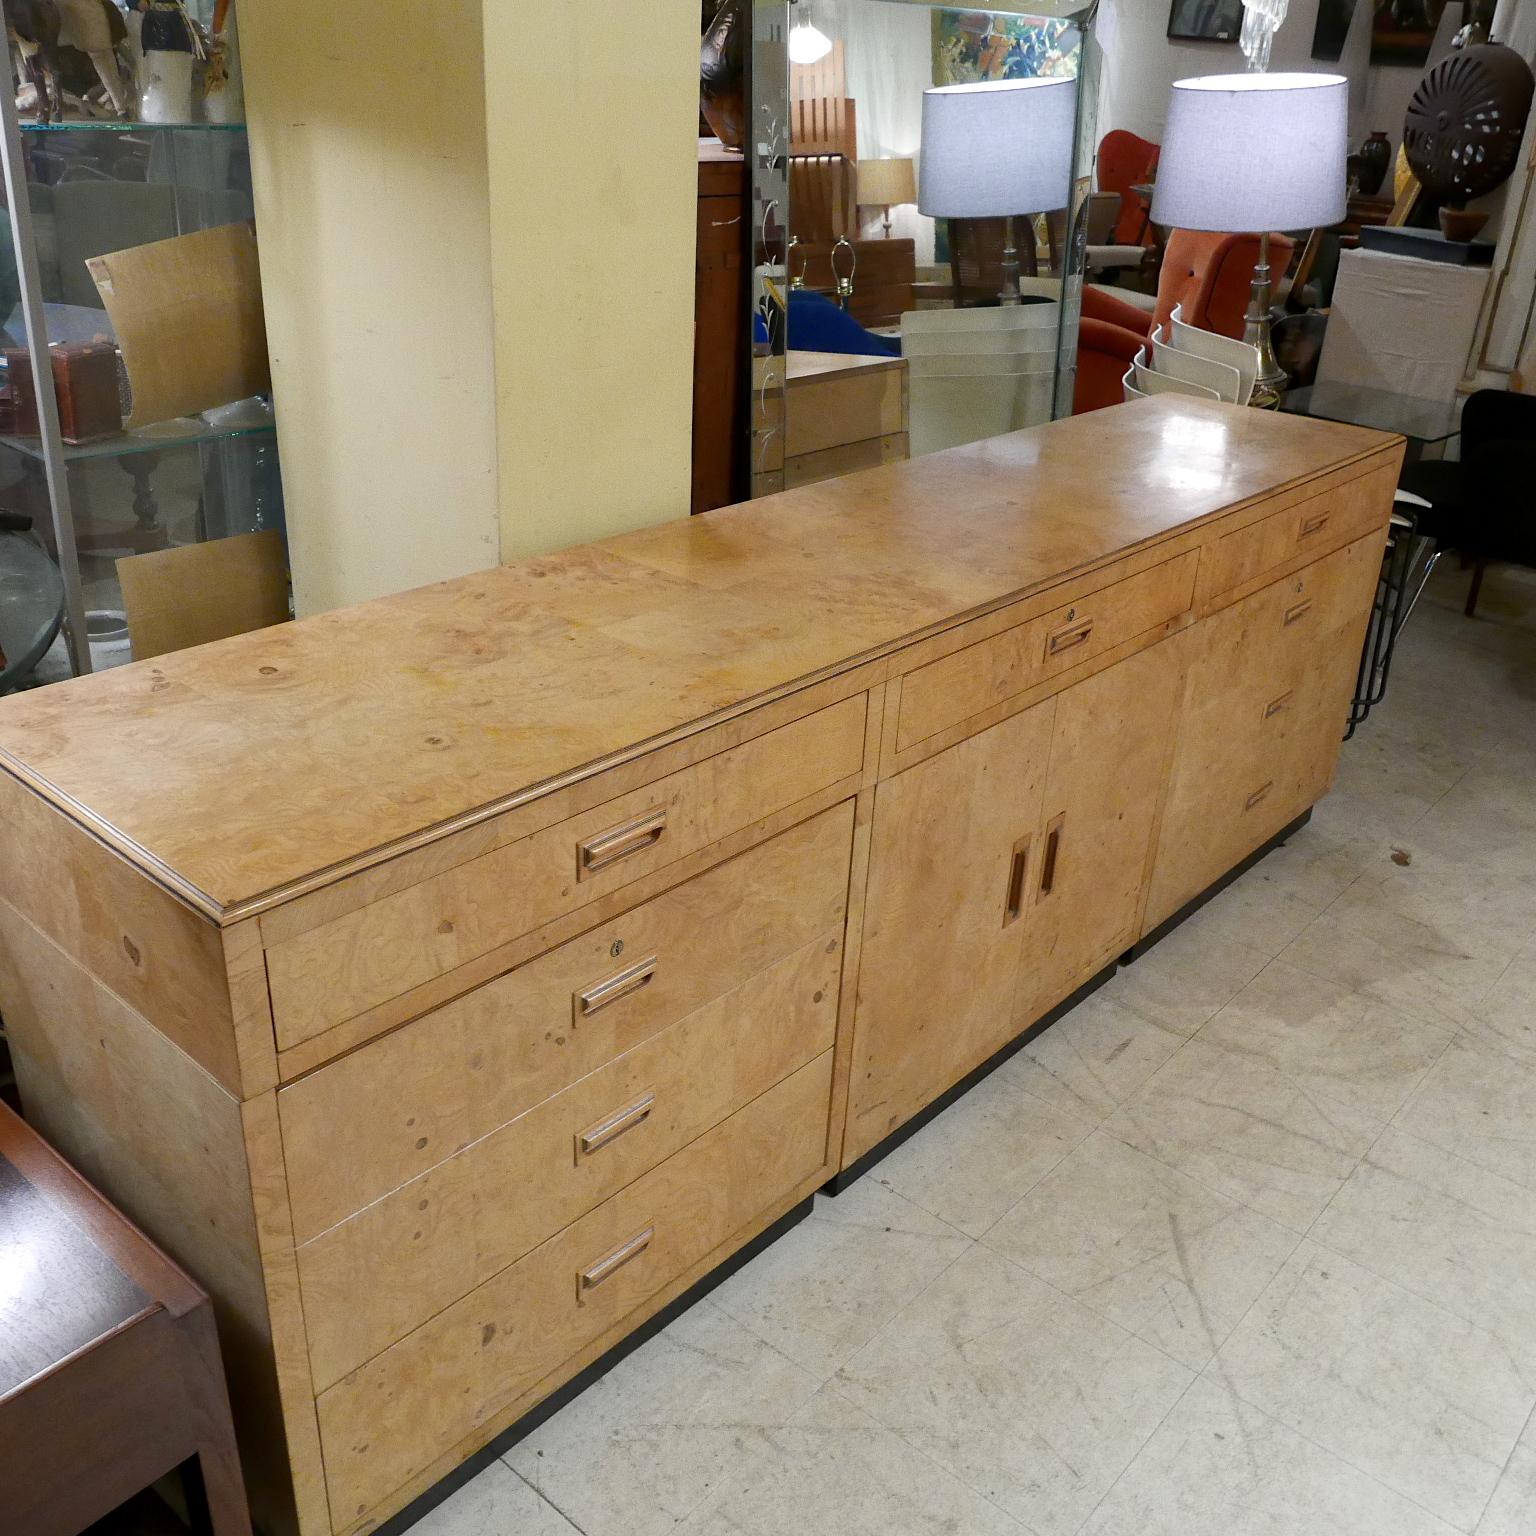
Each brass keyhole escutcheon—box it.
[610,939,625,959]
[1066,607,1077,621]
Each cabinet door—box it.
[1013,637,1186,1032]
[845,699,1055,1164]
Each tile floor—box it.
[415,563,1536,1536]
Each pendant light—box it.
[789,1,833,65]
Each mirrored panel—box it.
[766,2,1099,492]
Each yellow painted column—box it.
[482,2,702,559]
[241,0,502,615]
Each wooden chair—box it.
[789,153,856,245]
[947,215,1063,307]
[791,95,858,161]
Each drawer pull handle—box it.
[1299,511,1330,539]
[1039,815,1065,899]
[1245,781,1275,812]
[577,1093,657,1159]
[575,955,659,1023]
[1264,691,1293,720]
[1003,834,1032,927]
[1046,618,1095,658]
[579,809,668,880]
[1283,598,1314,627]
[579,1226,654,1296]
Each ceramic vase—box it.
[1356,131,1393,197]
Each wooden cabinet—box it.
[849,700,1054,1161]
[0,399,1402,1536]
[1012,637,1185,1030]
[1144,528,1388,932]
[848,636,1185,1164]
[693,140,749,516]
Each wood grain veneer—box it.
[0,400,1404,1536]
[0,399,1390,921]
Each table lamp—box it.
[858,157,918,239]
[1152,72,1347,408]
[919,76,1077,306]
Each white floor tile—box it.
[871,1072,1092,1239]
[1311,1126,1536,1375]
[984,1130,1299,1370]
[833,1244,1193,1536]
[409,1462,581,1536]
[1102,1036,1380,1232]
[1197,959,1453,1123]
[1393,1034,1536,1194]
[677,1385,1030,1535]
[1003,991,1184,1126]
[1082,1376,1458,1536]
[1211,1241,1536,1530]
[505,1299,819,1536]
[708,1181,970,1380]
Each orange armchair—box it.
[1075,317,1146,414]
[1098,129,1160,244]
[1082,229,1296,343]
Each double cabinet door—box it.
[845,638,1184,1164]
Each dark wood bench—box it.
[0,1101,250,1536]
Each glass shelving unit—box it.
[0,3,285,687]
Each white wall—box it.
[1096,0,1460,163]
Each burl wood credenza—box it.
[0,399,1402,1536]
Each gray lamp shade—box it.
[1151,73,1349,233]
[918,76,1078,219]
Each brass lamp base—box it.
[1243,230,1288,410]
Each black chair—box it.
[1398,389,1536,617]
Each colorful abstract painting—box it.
[1370,0,1451,65]
[932,9,1081,85]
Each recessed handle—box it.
[1263,690,1293,720]
[574,955,658,1024]
[1283,598,1314,627]
[577,1092,657,1159]
[578,1226,654,1298]
[1298,510,1330,539]
[1038,814,1065,899]
[1245,781,1275,812]
[1003,834,1031,928]
[1045,617,1095,658]
[578,808,668,880]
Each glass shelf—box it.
[0,418,276,463]
[20,120,247,134]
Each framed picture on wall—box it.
[1166,0,1245,42]
[1370,0,1451,65]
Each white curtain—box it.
[819,0,938,261]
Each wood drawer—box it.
[264,696,866,1050]
[297,927,840,1389]
[895,551,1198,752]
[280,802,854,1244]
[316,1050,834,1528]
[1145,529,1385,929]
[1206,467,1389,599]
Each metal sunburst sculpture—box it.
[1403,41,1535,212]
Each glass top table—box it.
[1280,383,1463,445]
[0,533,65,693]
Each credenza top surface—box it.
[0,398,1392,918]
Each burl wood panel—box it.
[278,804,853,1243]
[263,697,864,1048]
[0,400,1393,919]
[317,1053,834,1528]
[846,699,1056,1162]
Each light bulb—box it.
[789,20,833,64]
